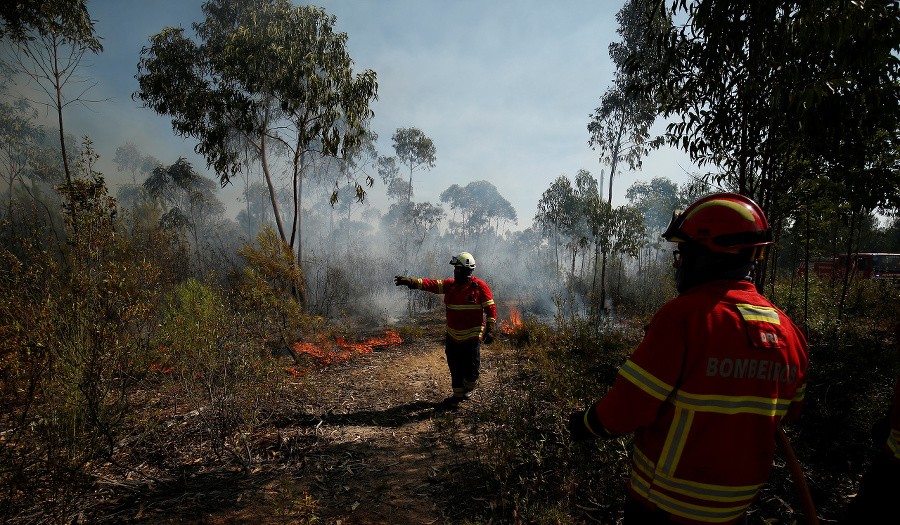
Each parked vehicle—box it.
[799,253,900,279]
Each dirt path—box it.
[203,329,498,525]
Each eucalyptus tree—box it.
[637,1,899,212]
[135,0,378,307]
[377,155,407,202]
[4,0,102,193]
[381,201,445,260]
[143,158,225,272]
[585,198,645,315]
[237,181,273,240]
[0,1,95,43]
[571,169,600,277]
[113,142,162,184]
[439,180,517,251]
[633,0,900,297]
[625,177,684,243]
[112,142,161,215]
[588,0,668,205]
[534,175,577,279]
[0,99,45,213]
[391,127,436,204]
[376,127,437,267]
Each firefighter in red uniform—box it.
[568,193,809,525]
[394,252,497,404]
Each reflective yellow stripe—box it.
[413,278,443,293]
[736,303,781,325]
[447,326,484,339]
[447,304,485,310]
[482,299,495,307]
[793,382,806,403]
[630,467,653,499]
[631,453,753,522]
[649,487,752,523]
[619,360,675,401]
[632,447,762,503]
[888,429,900,460]
[659,407,693,475]
[672,390,793,416]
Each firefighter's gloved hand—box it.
[394,276,413,288]
[568,410,599,442]
[483,318,496,344]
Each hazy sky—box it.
[56,0,697,229]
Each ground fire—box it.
[501,307,524,334]
[290,330,404,366]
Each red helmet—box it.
[662,193,772,255]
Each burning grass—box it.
[288,330,404,367]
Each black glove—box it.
[394,276,413,288]
[568,410,599,442]
[483,318,496,344]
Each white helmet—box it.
[450,251,476,270]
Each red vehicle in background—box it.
[800,253,900,279]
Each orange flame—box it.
[501,307,524,334]
[288,330,403,368]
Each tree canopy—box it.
[135,0,378,307]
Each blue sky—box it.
[62,0,696,229]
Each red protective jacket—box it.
[585,280,808,524]
[412,276,497,342]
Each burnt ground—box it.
[92,318,501,524]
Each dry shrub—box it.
[0,168,175,522]
[151,278,284,471]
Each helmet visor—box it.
[662,209,687,242]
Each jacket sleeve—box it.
[480,281,497,321]
[591,308,686,436]
[412,278,451,294]
[782,319,809,423]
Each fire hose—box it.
[775,425,820,525]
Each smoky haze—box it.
[0,0,700,325]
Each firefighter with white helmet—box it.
[568,193,809,524]
[395,251,497,405]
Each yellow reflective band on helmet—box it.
[684,199,756,223]
[672,390,793,417]
[619,360,675,401]
[736,304,781,325]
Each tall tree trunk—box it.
[189,203,203,274]
[591,242,600,319]
[293,150,307,308]
[837,207,859,325]
[600,248,609,316]
[52,35,73,192]
[259,117,288,244]
[803,203,810,338]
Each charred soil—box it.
[89,317,499,524]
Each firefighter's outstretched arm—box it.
[394,275,414,288]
